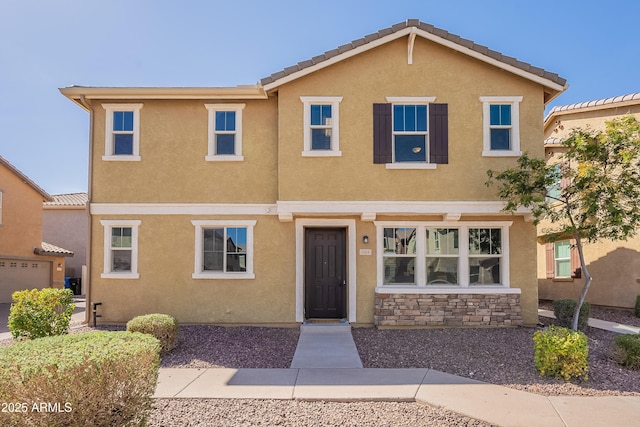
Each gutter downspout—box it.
[78,95,94,325]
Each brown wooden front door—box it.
[304,228,346,319]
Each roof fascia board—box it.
[263,27,414,92]
[415,28,566,93]
[59,86,268,102]
[0,157,52,201]
[264,26,566,95]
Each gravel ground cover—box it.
[2,304,638,426]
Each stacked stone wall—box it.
[374,293,522,327]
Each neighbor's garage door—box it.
[0,260,50,303]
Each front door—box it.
[304,228,346,319]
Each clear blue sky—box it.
[1,0,638,194]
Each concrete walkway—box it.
[538,309,640,334]
[154,320,640,426]
[290,322,363,368]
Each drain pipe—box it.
[92,302,102,327]
[78,94,94,326]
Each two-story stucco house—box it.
[0,156,73,303]
[539,93,640,309]
[61,20,567,327]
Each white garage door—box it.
[0,260,51,303]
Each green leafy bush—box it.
[553,299,591,330]
[8,288,75,340]
[127,313,179,354]
[0,331,160,427]
[533,325,589,380]
[612,333,640,369]
[635,295,640,318]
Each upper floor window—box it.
[205,104,245,161]
[102,104,143,161]
[100,220,141,279]
[300,96,342,157]
[374,97,448,169]
[480,96,522,157]
[0,191,3,225]
[393,104,428,163]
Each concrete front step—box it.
[300,322,351,333]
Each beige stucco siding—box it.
[276,36,544,202]
[0,166,44,257]
[89,98,278,204]
[89,213,537,326]
[540,105,640,308]
[89,214,297,324]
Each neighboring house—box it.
[43,192,88,292]
[60,19,567,327]
[0,156,73,303]
[538,93,640,308]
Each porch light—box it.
[363,235,369,244]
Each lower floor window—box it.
[192,220,256,279]
[100,220,141,279]
[377,222,510,287]
[203,227,247,273]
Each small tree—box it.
[486,115,640,330]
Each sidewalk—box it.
[155,367,640,427]
[154,319,640,427]
[538,309,640,334]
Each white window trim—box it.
[385,97,437,169]
[300,96,343,157]
[0,191,3,225]
[191,220,256,279]
[205,104,245,161]
[100,220,141,279]
[375,221,512,291]
[480,96,522,157]
[102,103,143,161]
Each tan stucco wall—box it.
[90,213,538,326]
[276,36,545,202]
[89,98,278,204]
[84,34,551,325]
[539,104,640,308]
[90,214,297,324]
[0,165,45,257]
[43,207,87,277]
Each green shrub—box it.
[8,288,75,340]
[0,331,160,427]
[127,313,179,354]
[635,295,640,318]
[533,325,589,380]
[612,333,640,369]
[553,299,591,330]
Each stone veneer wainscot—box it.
[374,293,522,327]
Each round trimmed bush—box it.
[0,331,160,427]
[613,333,640,369]
[126,313,179,354]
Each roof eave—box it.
[59,85,268,108]
[262,24,567,97]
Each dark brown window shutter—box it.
[545,242,555,279]
[429,103,448,164]
[570,239,582,278]
[373,103,392,164]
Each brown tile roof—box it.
[0,156,52,201]
[548,92,640,115]
[44,192,88,207]
[35,242,74,257]
[260,19,567,92]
